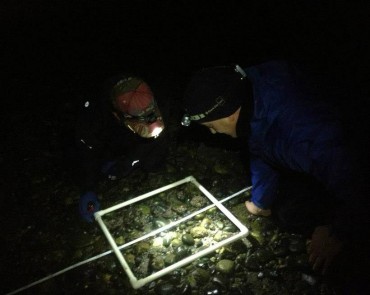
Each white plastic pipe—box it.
[6,177,251,294]
[95,176,249,289]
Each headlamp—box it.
[181,96,225,127]
[181,114,191,127]
[126,111,158,124]
[181,64,246,128]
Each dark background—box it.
[1,1,370,293]
[1,0,370,196]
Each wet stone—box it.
[195,239,203,247]
[194,213,205,220]
[207,207,217,215]
[223,224,237,232]
[215,259,235,274]
[179,224,187,230]
[190,226,208,238]
[124,253,135,267]
[186,220,194,226]
[177,283,191,294]
[250,231,266,245]
[154,217,170,228]
[136,256,150,277]
[175,245,190,261]
[136,241,151,254]
[162,236,171,247]
[176,191,187,202]
[171,238,182,248]
[204,283,222,294]
[215,221,224,229]
[213,231,229,242]
[189,268,211,285]
[190,195,207,208]
[137,204,151,215]
[164,253,176,266]
[155,282,176,295]
[196,258,209,269]
[152,256,165,270]
[200,218,212,228]
[212,273,229,288]
[182,233,195,246]
[115,236,125,245]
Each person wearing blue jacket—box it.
[181,61,368,276]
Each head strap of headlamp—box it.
[188,96,225,121]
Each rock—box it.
[182,233,195,246]
[216,231,233,242]
[153,237,164,247]
[190,226,208,238]
[203,283,222,294]
[212,273,229,288]
[194,213,205,220]
[215,221,224,229]
[171,238,182,248]
[189,268,211,285]
[152,256,165,270]
[164,253,176,266]
[155,282,175,295]
[136,241,151,254]
[137,204,151,215]
[124,253,135,267]
[153,217,169,228]
[200,217,212,228]
[190,195,207,208]
[175,245,190,261]
[115,236,125,245]
[215,259,235,274]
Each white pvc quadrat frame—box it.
[94,176,249,289]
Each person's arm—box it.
[307,127,358,274]
[250,155,280,209]
[75,101,105,222]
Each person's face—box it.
[202,117,237,137]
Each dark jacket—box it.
[74,84,168,192]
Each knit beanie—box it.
[183,66,248,123]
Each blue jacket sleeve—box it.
[250,155,280,209]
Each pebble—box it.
[164,253,176,266]
[175,245,190,261]
[190,226,208,238]
[182,233,195,246]
[190,268,211,284]
[215,259,235,274]
[155,282,175,295]
[152,256,165,270]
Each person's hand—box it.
[79,191,100,222]
[307,225,343,274]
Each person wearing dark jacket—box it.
[181,61,369,277]
[75,74,168,222]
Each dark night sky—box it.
[1,4,369,293]
[1,1,370,135]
